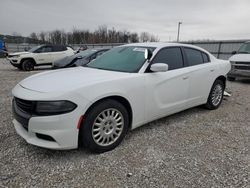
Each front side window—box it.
[87,46,155,73]
[152,47,184,70]
[184,48,203,66]
[36,46,53,53]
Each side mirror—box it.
[144,49,153,60]
[232,51,237,55]
[150,63,168,72]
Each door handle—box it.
[210,69,215,72]
[182,76,189,80]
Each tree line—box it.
[29,25,159,44]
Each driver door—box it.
[144,47,189,121]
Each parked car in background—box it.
[7,45,74,71]
[11,43,230,152]
[228,41,250,81]
[53,48,109,68]
[0,40,8,57]
[76,45,88,53]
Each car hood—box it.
[229,54,250,62]
[9,51,31,56]
[19,67,130,93]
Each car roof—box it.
[122,42,211,54]
[123,42,199,48]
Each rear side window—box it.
[53,45,67,52]
[152,47,184,70]
[184,48,203,66]
[202,52,210,63]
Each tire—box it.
[21,60,35,71]
[227,76,236,81]
[205,79,225,110]
[81,99,129,153]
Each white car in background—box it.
[228,41,250,81]
[12,43,231,152]
[7,45,74,71]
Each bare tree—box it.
[30,32,38,41]
[27,26,160,44]
[39,31,46,43]
[140,32,150,42]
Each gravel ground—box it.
[0,58,249,187]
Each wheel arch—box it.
[78,95,133,148]
[215,75,226,88]
[20,58,37,66]
[84,95,133,130]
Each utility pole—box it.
[177,22,182,42]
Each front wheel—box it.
[205,79,225,110]
[80,99,129,153]
[22,60,35,71]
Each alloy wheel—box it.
[92,108,124,146]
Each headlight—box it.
[10,55,20,58]
[35,100,77,115]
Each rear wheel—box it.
[205,79,225,110]
[22,60,35,71]
[81,99,129,153]
[227,76,236,81]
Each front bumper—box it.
[7,57,20,67]
[12,98,80,150]
[13,111,80,150]
[228,69,250,78]
[11,83,91,150]
[228,62,250,78]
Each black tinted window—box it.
[185,48,203,66]
[152,47,183,70]
[53,45,67,52]
[36,46,53,53]
[202,52,210,63]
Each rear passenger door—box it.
[145,47,190,121]
[183,47,217,106]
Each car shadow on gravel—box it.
[20,106,208,157]
[228,79,250,84]
[125,106,210,140]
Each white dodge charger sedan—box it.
[12,43,231,152]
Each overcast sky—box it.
[0,0,250,41]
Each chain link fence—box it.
[4,40,250,60]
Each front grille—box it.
[234,65,250,70]
[235,61,250,65]
[15,97,34,114]
[12,98,33,130]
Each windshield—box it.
[238,43,250,54]
[28,45,43,52]
[86,46,155,73]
